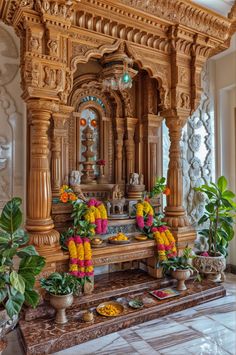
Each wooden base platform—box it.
[19,270,226,355]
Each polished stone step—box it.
[24,270,174,321]
[19,279,226,355]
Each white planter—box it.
[193,253,226,282]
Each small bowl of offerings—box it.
[128,298,144,309]
[108,232,130,244]
[96,301,124,317]
[91,237,103,247]
[134,235,148,241]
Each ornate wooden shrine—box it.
[0,0,235,277]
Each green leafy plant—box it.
[150,177,167,198]
[60,201,96,250]
[0,198,45,318]
[138,213,167,239]
[194,176,236,257]
[161,246,196,272]
[40,272,84,295]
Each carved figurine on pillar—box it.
[80,125,96,184]
[127,172,145,200]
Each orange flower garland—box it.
[153,227,177,261]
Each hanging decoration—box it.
[136,200,154,229]
[153,226,177,262]
[102,56,133,91]
[67,236,94,279]
[85,198,108,235]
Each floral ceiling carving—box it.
[118,0,232,41]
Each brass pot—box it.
[49,293,73,324]
[171,269,192,291]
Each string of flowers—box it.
[75,236,85,278]
[136,200,154,229]
[84,237,94,276]
[67,236,94,279]
[85,198,108,235]
[152,226,177,261]
[67,237,78,276]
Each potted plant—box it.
[40,272,83,324]
[193,176,236,282]
[0,198,45,352]
[161,247,197,291]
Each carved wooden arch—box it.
[70,40,169,111]
[69,77,112,118]
[125,43,170,111]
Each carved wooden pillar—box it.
[114,118,125,184]
[163,117,190,228]
[26,100,60,254]
[125,117,138,182]
[142,114,163,192]
[51,105,73,195]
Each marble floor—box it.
[3,273,236,355]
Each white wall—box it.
[212,46,236,265]
[0,22,26,212]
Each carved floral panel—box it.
[0,24,25,211]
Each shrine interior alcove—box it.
[52,45,163,235]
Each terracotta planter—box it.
[49,293,73,324]
[192,253,226,282]
[171,269,192,291]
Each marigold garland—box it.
[153,226,177,261]
[136,201,154,229]
[67,236,94,278]
[85,198,108,235]
[67,237,78,276]
[75,236,85,278]
[83,237,94,277]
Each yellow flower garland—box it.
[153,228,177,262]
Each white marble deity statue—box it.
[70,170,81,186]
[129,173,139,185]
[129,173,144,185]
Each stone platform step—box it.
[19,278,226,355]
[24,270,173,321]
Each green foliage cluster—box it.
[149,177,166,198]
[161,246,196,272]
[195,176,236,257]
[138,213,167,239]
[0,198,45,318]
[60,201,96,250]
[40,272,84,296]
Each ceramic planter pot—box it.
[49,293,73,324]
[171,269,192,291]
[192,253,226,282]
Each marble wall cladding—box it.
[0,23,26,212]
